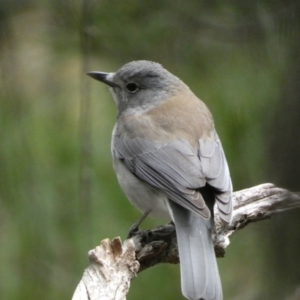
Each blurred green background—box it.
[1,1,300,299]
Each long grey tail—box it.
[169,201,222,300]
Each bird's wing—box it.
[198,136,232,222]
[113,134,232,222]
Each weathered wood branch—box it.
[72,183,300,299]
[72,238,139,300]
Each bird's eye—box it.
[126,83,139,93]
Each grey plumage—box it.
[88,60,232,300]
[169,200,222,300]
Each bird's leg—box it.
[127,209,151,238]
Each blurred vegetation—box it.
[0,1,300,299]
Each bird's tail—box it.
[169,201,222,300]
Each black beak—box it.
[86,71,118,88]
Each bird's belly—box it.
[113,157,170,219]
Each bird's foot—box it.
[127,209,151,239]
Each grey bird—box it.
[87,61,232,300]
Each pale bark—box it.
[72,238,139,300]
[72,183,300,299]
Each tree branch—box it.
[72,237,139,300]
[72,183,300,299]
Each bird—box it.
[87,60,232,300]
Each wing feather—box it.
[114,133,232,222]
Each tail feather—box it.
[168,201,222,300]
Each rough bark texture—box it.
[72,238,139,300]
[72,183,300,299]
